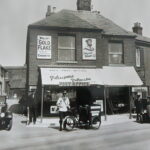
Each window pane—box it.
[108,42,123,64]
[109,43,122,53]
[58,49,75,61]
[109,54,122,64]
[58,36,75,48]
[58,36,75,61]
[136,48,141,67]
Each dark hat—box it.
[63,90,67,94]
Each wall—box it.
[27,27,136,88]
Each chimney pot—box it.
[77,0,92,11]
[46,5,51,17]
[132,22,143,35]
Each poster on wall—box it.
[82,38,96,60]
[37,35,52,59]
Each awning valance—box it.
[40,66,143,87]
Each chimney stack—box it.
[132,22,143,35]
[77,0,91,11]
[46,5,51,17]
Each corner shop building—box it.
[26,0,143,116]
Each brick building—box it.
[5,66,26,99]
[0,65,9,96]
[26,0,149,116]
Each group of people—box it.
[28,90,70,131]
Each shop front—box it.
[37,66,143,121]
[38,68,104,120]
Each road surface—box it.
[0,114,150,150]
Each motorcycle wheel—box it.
[6,119,13,131]
[63,116,75,131]
[91,116,101,129]
[139,115,143,124]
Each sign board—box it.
[37,35,52,59]
[50,106,58,114]
[82,38,96,60]
[132,87,148,92]
[94,100,103,112]
[40,68,103,86]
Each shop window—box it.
[108,42,123,64]
[136,47,141,67]
[58,36,75,61]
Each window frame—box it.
[108,41,124,65]
[58,34,76,62]
[136,47,141,67]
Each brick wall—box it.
[27,27,137,87]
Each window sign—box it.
[82,38,96,60]
[37,35,51,59]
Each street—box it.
[0,114,150,150]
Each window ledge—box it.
[56,61,78,64]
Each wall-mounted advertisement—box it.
[37,35,51,59]
[82,38,96,60]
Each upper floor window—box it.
[58,35,75,61]
[108,42,123,64]
[136,47,141,67]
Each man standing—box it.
[56,90,70,131]
[28,91,37,124]
[135,94,142,121]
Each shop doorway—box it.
[107,87,129,114]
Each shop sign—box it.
[59,82,90,87]
[37,35,51,59]
[94,100,103,112]
[132,87,148,92]
[82,38,96,60]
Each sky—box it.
[0,0,150,66]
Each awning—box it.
[40,68,103,86]
[40,66,143,87]
[101,66,143,86]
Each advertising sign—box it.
[37,35,51,59]
[82,38,96,60]
[95,100,104,112]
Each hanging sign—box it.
[37,35,52,59]
[82,38,96,60]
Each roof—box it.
[30,10,100,31]
[30,9,134,37]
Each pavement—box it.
[27,113,135,128]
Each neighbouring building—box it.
[25,0,150,116]
[5,66,26,99]
[0,65,9,96]
[132,22,150,97]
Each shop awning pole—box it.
[104,86,107,121]
[41,86,44,123]
[129,86,132,119]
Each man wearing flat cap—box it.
[56,90,70,131]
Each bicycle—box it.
[63,105,101,131]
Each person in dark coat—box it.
[28,91,37,124]
[134,94,142,121]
